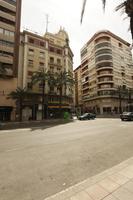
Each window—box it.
[39,62,44,67]
[40,41,45,47]
[50,57,54,63]
[49,46,54,52]
[0,17,15,26]
[40,51,45,58]
[57,58,61,65]
[81,48,87,58]
[27,82,32,89]
[0,40,14,47]
[28,71,33,76]
[28,38,34,44]
[28,59,33,66]
[57,67,61,71]
[0,28,3,34]
[50,66,54,73]
[28,49,34,55]
[1,29,15,37]
[9,31,14,37]
[118,43,123,48]
[4,0,16,5]
[95,55,112,63]
[50,86,54,92]
[5,30,9,36]
[0,50,13,58]
[85,77,89,82]
[57,49,62,54]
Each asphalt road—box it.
[0,119,133,200]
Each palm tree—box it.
[7,87,28,121]
[54,71,74,116]
[81,0,133,40]
[127,88,133,111]
[47,71,57,94]
[31,70,48,120]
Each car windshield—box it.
[82,113,89,117]
[123,112,131,115]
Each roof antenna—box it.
[46,14,49,33]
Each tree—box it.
[7,87,28,122]
[31,70,48,120]
[54,71,74,116]
[81,0,133,40]
[127,88,133,111]
[47,71,57,94]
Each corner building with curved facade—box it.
[79,30,133,114]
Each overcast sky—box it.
[21,0,132,69]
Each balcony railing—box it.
[3,0,16,6]
[95,42,111,50]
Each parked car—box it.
[120,112,133,121]
[78,113,96,120]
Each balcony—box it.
[95,55,112,64]
[0,10,15,22]
[82,83,89,90]
[3,0,16,6]
[96,61,113,71]
[97,80,113,85]
[1,0,16,12]
[97,86,114,91]
[95,42,111,51]
[0,55,13,64]
[97,72,113,78]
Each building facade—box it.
[19,28,73,120]
[0,0,22,121]
[75,30,133,115]
[74,65,83,115]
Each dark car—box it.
[120,112,133,121]
[78,113,96,120]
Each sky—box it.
[21,0,132,69]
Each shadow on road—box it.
[0,119,76,132]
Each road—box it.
[0,119,133,200]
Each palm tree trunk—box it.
[19,99,22,122]
[59,87,62,117]
[42,81,45,120]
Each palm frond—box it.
[102,0,106,10]
[115,2,126,12]
[80,0,87,24]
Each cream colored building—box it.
[74,65,83,114]
[75,30,133,114]
[0,0,21,121]
[19,28,73,120]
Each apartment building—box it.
[19,28,73,120]
[75,30,133,114]
[0,0,22,121]
[74,65,83,114]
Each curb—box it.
[44,156,133,200]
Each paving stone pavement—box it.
[44,157,133,200]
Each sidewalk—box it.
[44,157,133,200]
